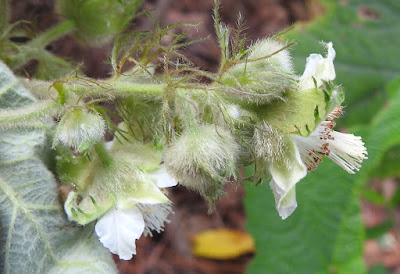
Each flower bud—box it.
[221,39,296,102]
[248,39,294,74]
[54,109,106,153]
[164,125,239,204]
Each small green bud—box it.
[164,125,239,204]
[57,0,142,45]
[53,108,106,153]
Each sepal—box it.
[259,88,327,136]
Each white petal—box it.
[95,207,145,260]
[299,42,336,90]
[269,136,307,219]
[137,203,173,237]
[301,54,323,79]
[269,179,298,219]
[149,166,177,188]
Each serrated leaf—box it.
[283,0,400,127]
[192,229,255,259]
[0,61,117,273]
[245,78,400,273]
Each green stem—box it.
[25,79,210,103]
[30,20,75,48]
[94,143,114,167]
[10,20,75,68]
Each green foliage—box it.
[245,78,400,273]
[245,161,365,273]
[373,144,400,178]
[57,0,143,45]
[368,264,389,274]
[283,0,400,127]
[0,61,117,273]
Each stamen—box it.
[137,203,174,237]
[327,131,368,174]
[293,106,367,173]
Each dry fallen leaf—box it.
[192,228,255,259]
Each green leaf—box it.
[0,61,117,273]
[245,78,400,273]
[368,264,389,274]
[365,221,393,239]
[373,144,400,178]
[57,0,143,45]
[245,161,365,273]
[283,0,400,126]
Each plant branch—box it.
[10,20,76,69]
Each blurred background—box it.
[5,0,400,273]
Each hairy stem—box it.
[30,20,75,49]
[10,20,75,68]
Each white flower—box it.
[299,42,336,90]
[95,166,177,260]
[293,107,368,174]
[268,107,367,219]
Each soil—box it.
[7,0,400,273]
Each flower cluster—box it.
[57,40,366,260]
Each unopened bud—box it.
[164,125,238,204]
[54,109,106,153]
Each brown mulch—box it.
[8,0,400,273]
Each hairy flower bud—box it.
[164,125,239,204]
[53,108,106,153]
[248,39,294,74]
[221,39,296,102]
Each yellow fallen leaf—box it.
[192,228,255,259]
